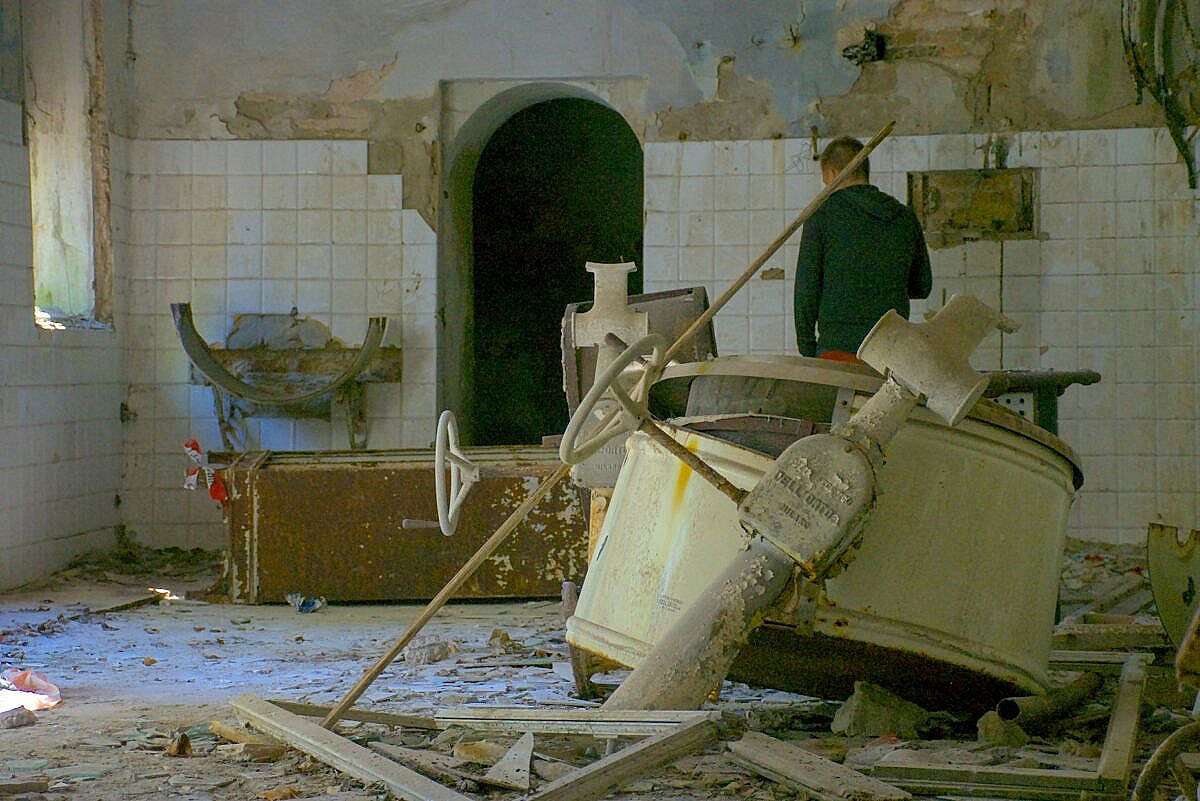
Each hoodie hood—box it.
[835,183,905,222]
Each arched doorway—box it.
[471,98,642,445]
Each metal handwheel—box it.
[559,333,667,466]
[1131,719,1200,801]
[434,410,480,536]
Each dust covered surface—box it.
[0,537,1189,800]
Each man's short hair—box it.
[819,136,869,181]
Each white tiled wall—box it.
[0,99,122,589]
[644,130,1199,544]
[113,138,437,549]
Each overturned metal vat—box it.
[567,355,1083,710]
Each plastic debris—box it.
[285,592,326,613]
[183,439,228,504]
[1,668,61,710]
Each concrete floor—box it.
[0,538,1173,801]
[0,565,805,800]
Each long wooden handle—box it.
[321,462,572,728]
[664,120,896,365]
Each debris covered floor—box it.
[0,539,1190,800]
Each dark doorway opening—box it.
[472,98,642,446]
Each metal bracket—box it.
[171,302,387,406]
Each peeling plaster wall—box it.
[121,1,1163,143]
[112,1,1170,233]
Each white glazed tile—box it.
[297,210,332,244]
[1077,130,1115,166]
[1115,165,1154,201]
[262,210,298,244]
[368,210,403,244]
[299,174,332,209]
[262,141,298,175]
[680,141,715,176]
[226,244,262,278]
[332,210,368,244]
[190,141,226,175]
[296,279,331,313]
[1116,129,1156,165]
[402,210,435,244]
[263,245,297,278]
[263,175,298,210]
[297,244,332,279]
[227,141,263,175]
[713,141,749,175]
[332,175,367,210]
[328,141,367,174]
[332,244,367,278]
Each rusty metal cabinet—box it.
[223,447,585,603]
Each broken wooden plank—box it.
[267,699,714,736]
[368,741,478,789]
[527,715,718,801]
[1049,650,1155,672]
[267,699,436,729]
[433,707,719,736]
[214,741,287,762]
[0,780,50,796]
[868,763,1105,791]
[231,694,471,801]
[483,731,534,791]
[210,718,282,746]
[875,776,1123,801]
[1096,653,1148,788]
[1052,622,1170,652]
[728,730,910,801]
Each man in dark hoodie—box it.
[795,136,932,362]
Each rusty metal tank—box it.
[567,355,1083,710]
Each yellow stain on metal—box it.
[670,433,701,513]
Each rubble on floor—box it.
[0,535,1193,800]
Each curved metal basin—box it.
[567,355,1082,710]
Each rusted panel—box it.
[907,168,1037,248]
[223,448,586,603]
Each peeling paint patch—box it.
[221,73,437,226]
[655,58,789,141]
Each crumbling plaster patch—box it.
[817,0,1163,135]
[222,60,438,227]
[656,58,790,141]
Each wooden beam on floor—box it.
[231,694,472,801]
[267,699,436,729]
[270,698,716,736]
[728,731,910,801]
[1096,653,1148,788]
[433,707,720,736]
[0,780,50,796]
[526,714,718,801]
